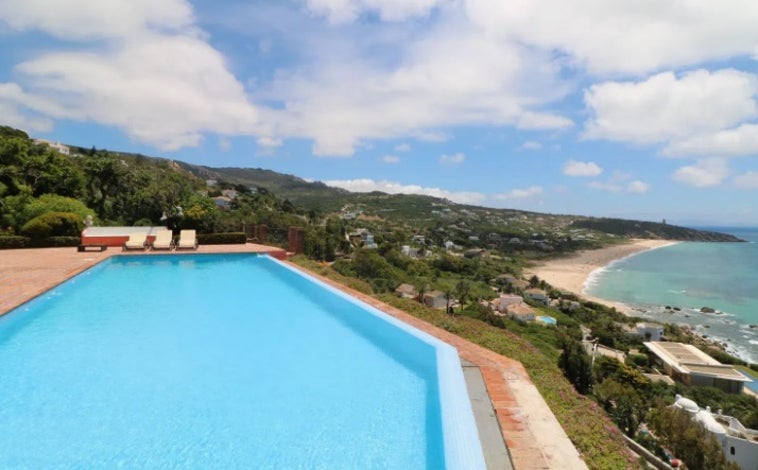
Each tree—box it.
[455,280,471,307]
[647,403,739,469]
[558,335,594,394]
[594,378,646,436]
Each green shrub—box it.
[21,194,92,227]
[196,232,246,245]
[21,212,84,239]
[627,353,650,368]
[29,236,81,247]
[0,235,31,249]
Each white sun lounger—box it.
[123,233,148,251]
[151,230,174,250]
[176,229,198,250]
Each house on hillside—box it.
[673,395,758,469]
[622,322,664,341]
[395,283,418,300]
[644,342,752,393]
[506,303,536,322]
[423,290,449,310]
[212,196,232,209]
[221,189,238,199]
[524,288,550,305]
[491,294,524,313]
[34,139,70,155]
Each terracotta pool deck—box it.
[0,245,586,469]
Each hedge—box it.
[196,232,246,245]
[0,236,31,249]
[0,236,80,249]
[31,236,81,248]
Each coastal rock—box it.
[750,324,757,329]
[673,307,681,311]
[700,307,716,313]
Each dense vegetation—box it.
[0,126,314,246]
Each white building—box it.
[491,294,524,313]
[644,342,752,394]
[34,139,70,155]
[623,322,664,341]
[674,395,758,470]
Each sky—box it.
[2,1,758,226]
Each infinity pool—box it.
[0,254,483,468]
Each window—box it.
[730,446,735,455]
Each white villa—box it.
[674,395,758,469]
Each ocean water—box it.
[586,228,758,363]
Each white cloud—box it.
[262,19,571,156]
[584,70,758,144]
[664,123,758,157]
[0,0,195,40]
[733,171,758,189]
[323,178,486,204]
[1,1,260,151]
[563,159,602,177]
[0,83,54,132]
[257,136,282,148]
[381,155,400,163]
[519,140,542,150]
[394,143,411,152]
[587,171,648,193]
[303,0,443,24]
[672,158,730,188]
[627,180,650,194]
[465,0,758,75]
[440,152,465,165]
[493,186,543,200]
[11,34,259,151]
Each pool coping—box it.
[0,246,588,469]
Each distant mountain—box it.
[174,162,742,243]
[569,218,743,242]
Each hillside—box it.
[177,163,742,244]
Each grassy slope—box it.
[292,258,636,470]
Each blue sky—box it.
[2,0,758,225]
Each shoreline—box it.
[526,239,678,316]
[526,240,757,364]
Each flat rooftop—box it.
[644,341,752,382]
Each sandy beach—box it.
[526,239,677,315]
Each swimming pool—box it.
[0,254,484,468]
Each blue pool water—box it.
[536,316,557,325]
[0,254,483,468]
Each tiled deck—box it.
[0,245,586,469]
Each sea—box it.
[585,227,758,364]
